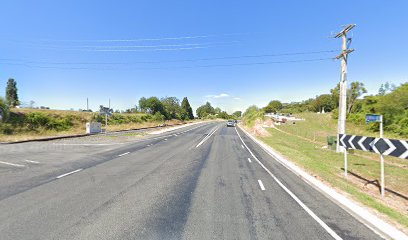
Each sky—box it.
[0,0,407,113]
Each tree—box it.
[348,82,367,113]
[6,78,20,107]
[161,97,181,120]
[310,94,336,112]
[139,97,166,116]
[330,81,367,113]
[138,97,148,112]
[263,100,283,113]
[181,97,194,120]
[232,111,242,118]
[196,102,215,118]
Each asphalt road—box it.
[0,122,383,240]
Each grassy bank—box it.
[245,112,408,231]
[0,108,186,142]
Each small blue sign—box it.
[365,114,381,124]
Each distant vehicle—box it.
[226,120,235,127]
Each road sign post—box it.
[344,145,348,177]
[366,114,385,196]
[379,115,385,197]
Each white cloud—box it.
[205,93,230,99]
[233,97,241,100]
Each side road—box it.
[238,125,408,240]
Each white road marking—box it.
[56,169,83,179]
[258,180,266,190]
[118,152,130,157]
[234,128,343,240]
[174,134,178,137]
[195,126,219,148]
[25,160,40,164]
[241,144,244,149]
[248,158,252,163]
[0,161,25,168]
[164,139,168,141]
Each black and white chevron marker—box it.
[339,134,408,159]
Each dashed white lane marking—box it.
[25,160,40,164]
[174,134,178,137]
[248,158,252,163]
[234,127,343,240]
[0,161,25,168]
[56,169,83,179]
[118,152,130,157]
[258,180,266,191]
[164,139,168,141]
[195,126,219,148]
[241,144,244,149]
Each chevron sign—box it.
[339,134,408,159]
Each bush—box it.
[152,112,165,122]
[0,123,14,134]
[24,112,74,131]
[0,97,10,121]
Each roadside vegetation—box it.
[241,81,408,231]
[0,78,240,142]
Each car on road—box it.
[226,120,235,127]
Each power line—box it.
[0,57,333,70]
[0,49,338,66]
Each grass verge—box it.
[244,112,408,232]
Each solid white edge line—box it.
[0,161,25,167]
[56,169,83,179]
[258,180,266,190]
[237,126,408,240]
[234,127,343,240]
[25,160,40,164]
[248,158,252,163]
[118,152,130,157]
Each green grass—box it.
[260,127,408,228]
[248,112,408,229]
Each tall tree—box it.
[263,100,283,113]
[232,111,242,118]
[196,102,215,118]
[161,96,181,120]
[331,81,367,113]
[348,82,367,113]
[6,78,20,107]
[181,97,194,120]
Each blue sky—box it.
[0,1,407,113]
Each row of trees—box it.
[262,81,368,114]
[138,96,194,121]
[195,101,241,119]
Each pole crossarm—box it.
[335,49,355,59]
[333,24,356,38]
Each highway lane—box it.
[0,122,382,239]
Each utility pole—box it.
[334,24,355,152]
[86,98,89,111]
